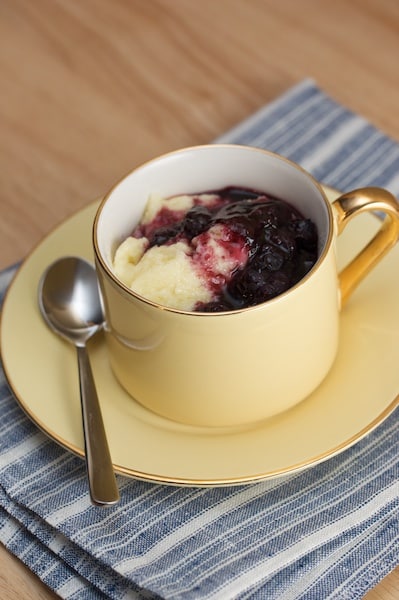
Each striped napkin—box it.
[1,80,399,600]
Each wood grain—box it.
[0,0,398,598]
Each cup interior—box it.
[94,145,332,275]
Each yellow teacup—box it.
[93,145,399,427]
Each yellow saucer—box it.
[1,188,399,486]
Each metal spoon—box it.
[38,256,119,506]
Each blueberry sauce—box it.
[134,187,318,312]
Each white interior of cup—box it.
[95,145,332,270]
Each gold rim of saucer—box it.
[1,187,398,486]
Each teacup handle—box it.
[333,187,399,306]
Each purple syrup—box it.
[137,187,318,312]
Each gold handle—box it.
[333,187,399,306]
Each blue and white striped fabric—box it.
[1,80,398,600]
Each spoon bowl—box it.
[39,257,104,344]
[38,256,119,506]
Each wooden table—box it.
[0,1,398,598]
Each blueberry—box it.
[251,201,280,228]
[183,206,212,239]
[215,200,258,240]
[225,267,266,307]
[267,227,296,256]
[292,253,317,282]
[150,223,182,246]
[289,219,318,251]
[262,272,291,299]
[263,248,285,271]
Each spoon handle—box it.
[77,345,120,506]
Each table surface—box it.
[1,0,398,598]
